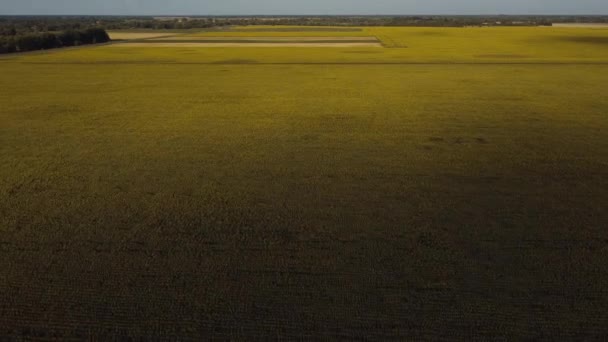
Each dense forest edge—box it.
[1,15,608,54]
[0,27,109,54]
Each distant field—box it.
[107,31,181,40]
[117,36,383,47]
[1,26,608,339]
[552,23,608,28]
[116,42,384,47]
[185,25,371,37]
[149,36,378,41]
[220,26,363,32]
[27,26,608,63]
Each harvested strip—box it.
[112,42,384,47]
[225,27,362,32]
[551,23,608,28]
[142,39,380,44]
[150,36,379,42]
[107,32,181,40]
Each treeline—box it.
[0,16,117,34]
[548,16,608,23]
[211,16,555,27]
[0,28,109,54]
[3,15,608,37]
[101,16,557,29]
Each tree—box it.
[0,36,17,53]
[57,30,81,46]
[1,27,110,54]
[85,28,110,44]
[39,33,59,49]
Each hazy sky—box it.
[1,0,607,15]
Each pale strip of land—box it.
[113,42,384,47]
[108,32,183,40]
[150,36,379,41]
[552,23,608,28]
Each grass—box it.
[1,26,608,339]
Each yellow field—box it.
[1,25,608,339]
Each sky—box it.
[1,0,607,16]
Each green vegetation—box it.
[0,27,110,54]
[1,26,608,339]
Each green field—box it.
[1,26,608,339]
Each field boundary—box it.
[113,42,383,47]
[19,61,608,65]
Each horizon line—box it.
[2,13,608,17]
